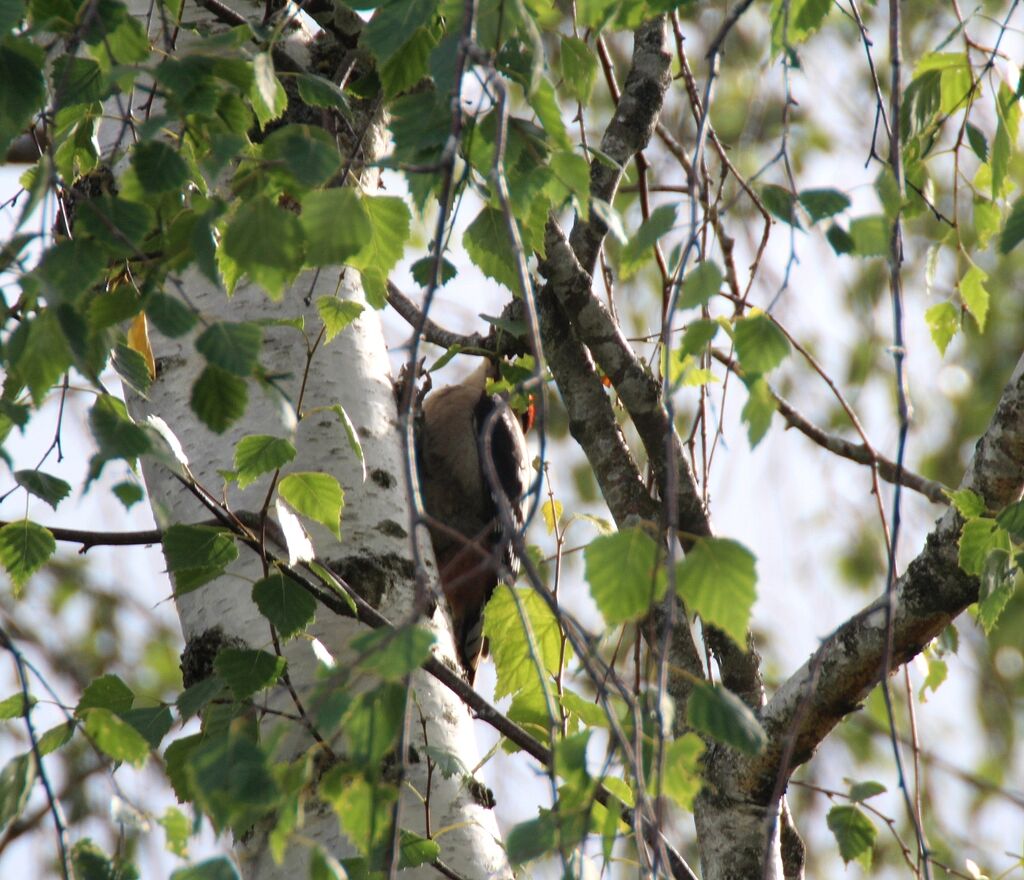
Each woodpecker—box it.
[419,359,532,682]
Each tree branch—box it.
[758,352,1024,783]
[708,351,949,505]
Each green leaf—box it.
[122,706,173,750]
[875,167,902,219]
[761,184,802,228]
[484,586,565,701]
[295,74,349,111]
[965,122,988,161]
[977,563,1016,634]
[619,204,676,280]
[329,685,406,767]
[560,36,597,103]
[87,396,152,475]
[348,196,412,307]
[13,470,71,510]
[996,500,1024,541]
[733,312,790,375]
[506,814,557,864]
[0,520,55,592]
[947,488,986,518]
[0,754,34,837]
[398,830,440,869]
[958,517,1010,577]
[528,77,571,150]
[827,805,876,866]
[189,724,280,833]
[0,0,26,32]
[0,42,45,156]
[37,721,74,755]
[7,311,73,404]
[678,319,719,357]
[76,195,154,258]
[316,297,364,343]
[327,775,398,856]
[215,648,286,701]
[112,343,152,396]
[302,189,372,267]
[770,0,830,53]
[278,472,344,538]
[112,481,144,509]
[686,682,766,754]
[659,732,704,811]
[464,206,518,293]
[145,292,197,338]
[251,52,287,127]
[309,848,346,880]
[70,840,139,880]
[958,265,989,331]
[162,524,238,594]
[798,188,850,222]
[78,674,134,714]
[329,403,366,483]
[584,528,666,624]
[849,215,889,257]
[554,729,591,786]
[132,141,189,194]
[590,198,627,244]
[410,256,457,287]
[261,125,341,188]
[741,376,776,447]
[83,707,150,766]
[177,678,225,721]
[0,693,31,719]
[195,322,263,377]
[826,223,855,255]
[924,302,959,355]
[363,0,438,64]
[679,260,723,309]
[351,626,436,681]
[380,25,435,97]
[51,55,109,106]
[999,197,1024,254]
[547,150,591,210]
[170,857,241,880]
[159,807,191,858]
[33,238,106,302]
[675,538,756,647]
[252,572,316,640]
[191,365,248,434]
[974,197,1001,249]
[222,196,303,300]
[848,780,886,802]
[992,82,1020,199]
[234,435,296,489]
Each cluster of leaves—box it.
[2,0,1024,874]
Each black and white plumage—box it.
[418,359,531,682]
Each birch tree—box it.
[2,0,1024,879]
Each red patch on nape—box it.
[520,394,536,434]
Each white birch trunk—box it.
[112,2,511,875]
[126,265,511,878]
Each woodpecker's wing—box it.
[419,362,531,681]
[472,391,531,569]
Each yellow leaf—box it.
[127,313,156,379]
[542,499,563,535]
